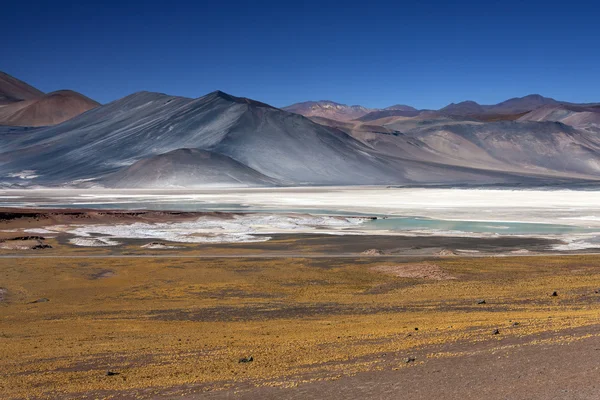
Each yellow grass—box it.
[2,255,600,398]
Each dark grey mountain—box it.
[101,148,278,188]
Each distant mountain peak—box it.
[283,100,372,121]
[385,104,417,111]
[205,90,276,109]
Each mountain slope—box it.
[0,72,100,126]
[356,109,421,122]
[518,104,600,133]
[356,119,600,178]
[0,71,44,104]
[101,148,278,188]
[0,90,100,127]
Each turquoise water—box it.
[365,217,596,235]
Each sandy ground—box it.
[4,253,600,399]
[202,326,600,400]
[2,200,600,399]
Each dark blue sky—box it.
[4,0,599,109]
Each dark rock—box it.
[493,328,500,335]
[477,299,486,304]
[239,356,253,363]
[405,356,416,363]
[414,327,419,331]
[105,370,119,376]
[32,244,52,250]
[551,291,558,297]
[5,236,46,241]
[31,298,49,303]
[512,322,520,326]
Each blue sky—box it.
[3,0,599,109]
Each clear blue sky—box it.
[3,0,599,109]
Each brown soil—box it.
[200,326,600,400]
[372,262,456,280]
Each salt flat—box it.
[4,187,600,250]
[4,186,600,224]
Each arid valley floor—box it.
[2,189,600,399]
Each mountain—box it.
[439,100,486,116]
[346,117,600,179]
[385,104,417,111]
[356,109,422,122]
[282,100,372,121]
[518,104,600,133]
[0,90,100,127]
[0,72,100,126]
[0,91,410,186]
[491,94,558,114]
[283,101,420,122]
[0,71,44,104]
[438,95,561,120]
[101,148,278,188]
[2,89,600,188]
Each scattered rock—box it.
[477,299,486,304]
[437,249,457,256]
[551,291,558,297]
[2,236,46,241]
[361,249,384,256]
[0,236,52,250]
[404,356,416,363]
[493,328,500,335]
[512,322,520,327]
[30,298,50,304]
[239,356,253,363]
[32,244,52,250]
[105,370,119,376]
[89,269,115,280]
[142,242,180,249]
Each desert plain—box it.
[1,188,600,399]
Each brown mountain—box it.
[0,71,44,104]
[0,72,100,127]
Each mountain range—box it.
[1,71,600,188]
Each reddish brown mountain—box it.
[0,72,100,127]
[0,71,44,104]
